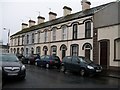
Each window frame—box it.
[85,21,91,38]
[73,24,78,40]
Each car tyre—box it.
[80,68,86,76]
[61,65,66,73]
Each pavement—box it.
[100,69,120,79]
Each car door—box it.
[71,56,80,72]
[65,56,72,70]
[40,55,45,66]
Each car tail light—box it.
[50,60,53,64]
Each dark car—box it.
[61,56,102,76]
[37,55,61,69]
[16,54,28,64]
[0,53,26,80]
[28,54,40,65]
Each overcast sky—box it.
[0,0,116,45]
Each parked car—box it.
[28,54,40,65]
[16,54,28,64]
[61,56,102,76]
[0,53,26,80]
[36,55,61,69]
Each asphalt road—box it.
[2,64,120,89]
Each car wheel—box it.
[46,63,49,69]
[61,65,66,73]
[35,62,37,66]
[80,68,86,76]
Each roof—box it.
[11,2,115,37]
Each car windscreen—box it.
[52,56,60,61]
[0,54,19,62]
[78,57,92,64]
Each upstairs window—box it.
[32,33,34,43]
[14,38,16,46]
[85,21,91,38]
[62,25,67,40]
[38,32,40,43]
[27,35,29,44]
[52,28,56,41]
[44,31,47,42]
[18,36,20,45]
[22,35,24,45]
[73,24,78,40]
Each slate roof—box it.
[11,2,115,37]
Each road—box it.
[2,64,120,89]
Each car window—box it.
[72,56,79,63]
[41,55,45,60]
[79,57,92,64]
[52,56,60,61]
[66,56,72,63]
[0,54,19,62]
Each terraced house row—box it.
[10,0,120,70]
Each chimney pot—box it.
[22,23,28,30]
[81,0,91,10]
[63,6,72,16]
[49,11,57,21]
[37,16,45,24]
[29,20,36,27]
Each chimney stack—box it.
[49,12,57,21]
[22,23,28,30]
[63,6,72,16]
[29,20,36,27]
[81,0,91,10]
[37,16,45,24]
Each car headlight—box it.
[21,65,26,70]
[87,65,94,69]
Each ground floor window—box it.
[17,48,19,54]
[36,46,40,54]
[51,45,57,56]
[71,44,79,56]
[114,38,120,61]
[21,48,24,55]
[31,47,34,54]
[26,48,28,55]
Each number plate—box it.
[8,73,18,76]
[96,70,101,72]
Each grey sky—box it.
[0,0,116,44]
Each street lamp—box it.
[3,28,10,53]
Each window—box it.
[22,35,24,45]
[18,36,20,45]
[17,48,19,54]
[71,44,79,56]
[44,31,47,42]
[85,21,91,38]
[27,35,29,44]
[32,33,34,43]
[51,46,57,55]
[62,25,67,40]
[73,24,78,40]
[52,28,56,41]
[38,32,40,43]
[114,38,120,60]
[10,48,12,53]
[26,48,28,55]
[21,48,24,55]
[31,47,34,54]
[14,38,16,46]
[36,46,40,54]
[14,48,16,54]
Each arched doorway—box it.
[43,46,48,55]
[21,48,24,55]
[82,43,92,60]
[31,47,34,54]
[60,44,67,59]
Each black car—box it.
[61,56,102,76]
[36,55,61,69]
[0,53,26,80]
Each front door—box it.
[85,49,90,60]
[100,41,108,69]
[62,50,66,59]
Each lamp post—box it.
[3,28,10,53]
